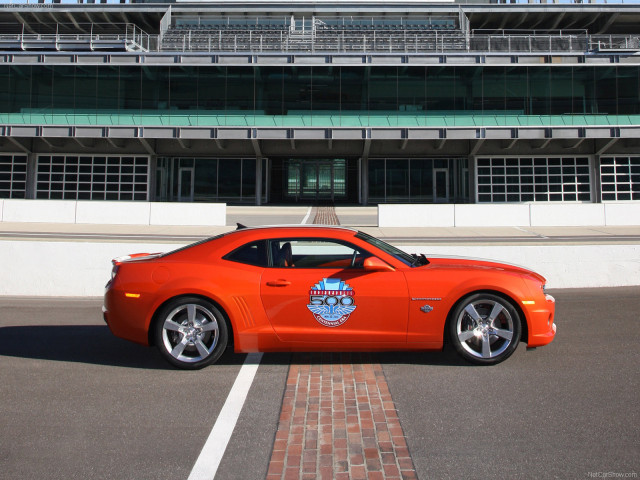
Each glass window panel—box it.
[385,159,409,201]
[218,159,241,198]
[368,159,385,201]
[194,159,218,202]
[409,159,432,202]
[242,158,256,199]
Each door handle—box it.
[266,280,291,287]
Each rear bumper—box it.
[103,287,152,346]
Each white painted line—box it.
[187,352,264,480]
[301,206,312,225]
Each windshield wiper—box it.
[410,253,429,267]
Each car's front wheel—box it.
[449,293,521,365]
[154,297,228,369]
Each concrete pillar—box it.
[360,156,369,205]
[592,155,602,203]
[469,156,477,203]
[256,157,263,206]
[26,153,37,199]
[148,156,157,202]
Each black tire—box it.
[153,296,228,370]
[449,293,521,366]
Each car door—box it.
[260,238,409,345]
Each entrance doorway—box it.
[433,168,449,203]
[178,167,194,202]
[286,159,347,202]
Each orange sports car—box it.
[103,225,556,369]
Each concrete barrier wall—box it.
[0,239,638,296]
[454,204,531,227]
[76,201,151,225]
[399,244,640,291]
[3,199,78,223]
[0,200,226,226]
[529,203,606,227]
[150,202,226,226]
[378,203,639,227]
[0,240,177,297]
[604,203,640,226]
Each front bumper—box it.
[526,293,557,347]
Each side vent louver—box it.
[232,296,255,328]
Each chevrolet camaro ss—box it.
[103,225,556,369]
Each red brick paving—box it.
[267,206,416,479]
[266,353,417,480]
[313,206,341,225]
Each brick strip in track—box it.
[267,353,416,480]
[266,205,417,479]
[312,205,341,225]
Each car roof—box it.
[234,224,357,233]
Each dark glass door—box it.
[286,159,347,202]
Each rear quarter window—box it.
[223,240,269,267]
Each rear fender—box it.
[145,279,235,346]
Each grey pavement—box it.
[0,205,639,245]
[1,288,639,479]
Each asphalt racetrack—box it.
[0,287,638,479]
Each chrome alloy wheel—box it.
[161,303,219,364]
[455,298,516,360]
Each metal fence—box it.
[158,30,639,54]
[1,21,638,55]
[0,23,153,52]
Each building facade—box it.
[1,0,639,205]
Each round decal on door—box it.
[307,278,357,327]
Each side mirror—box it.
[363,257,395,272]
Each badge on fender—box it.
[307,278,356,327]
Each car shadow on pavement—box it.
[0,325,474,369]
[259,349,472,368]
[0,325,246,370]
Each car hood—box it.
[423,255,546,283]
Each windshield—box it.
[355,231,428,267]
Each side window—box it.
[269,238,372,268]
[224,240,268,267]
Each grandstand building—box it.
[1,0,639,206]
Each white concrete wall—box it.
[454,204,531,227]
[150,202,226,226]
[529,203,605,227]
[3,199,77,223]
[76,201,151,225]
[378,204,455,227]
[399,244,640,290]
[378,203,639,227]
[604,203,640,226]
[0,240,182,297]
[0,200,226,226]
[0,239,638,296]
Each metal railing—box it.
[1,22,638,55]
[0,23,153,52]
[158,30,638,54]
[590,34,640,51]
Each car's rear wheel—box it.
[154,297,228,369]
[449,293,521,365]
